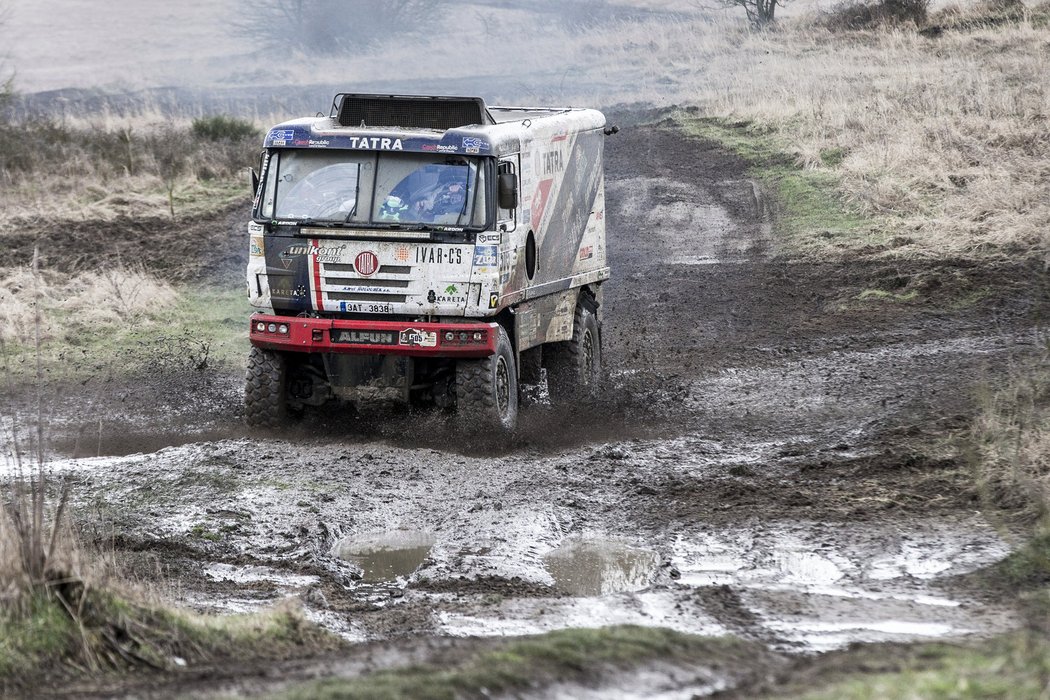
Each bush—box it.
[191,115,259,142]
[0,118,256,189]
[817,0,931,29]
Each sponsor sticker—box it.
[579,245,594,261]
[476,231,500,244]
[355,251,379,276]
[270,285,308,298]
[269,129,294,145]
[249,236,264,257]
[488,292,500,309]
[332,329,396,344]
[427,288,466,304]
[415,247,464,265]
[282,243,347,265]
[462,137,487,154]
[399,328,437,348]
[473,245,498,268]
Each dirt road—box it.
[17,119,1048,697]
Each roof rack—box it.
[330,93,494,130]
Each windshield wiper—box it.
[295,218,343,229]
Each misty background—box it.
[5,0,825,117]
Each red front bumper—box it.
[248,313,498,358]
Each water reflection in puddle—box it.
[544,537,658,596]
[333,529,435,583]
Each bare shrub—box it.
[818,0,931,30]
[145,125,188,219]
[1,250,76,603]
[926,0,1031,32]
[0,266,176,345]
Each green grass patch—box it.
[772,633,1050,700]
[675,115,881,256]
[276,626,759,700]
[2,282,250,381]
[980,531,1050,590]
[0,594,78,680]
[0,587,339,693]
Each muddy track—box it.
[12,120,1050,697]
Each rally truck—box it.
[244,93,614,431]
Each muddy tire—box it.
[545,301,601,404]
[245,346,292,428]
[456,325,518,432]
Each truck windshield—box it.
[258,149,488,228]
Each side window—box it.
[497,157,518,229]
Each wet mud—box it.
[7,120,1050,697]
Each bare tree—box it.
[147,126,187,219]
[719,0,786,27]
[234,0,445,55]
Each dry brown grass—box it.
[972,343,1050,523]
[0,113,258,223]
[0,265,175,344]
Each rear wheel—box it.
[245,346,293,428]
[456,325,518,432]
[545,300,601,404]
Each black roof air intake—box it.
[332,94,493,130]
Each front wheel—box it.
[245,346,294,428]
[455,325,518,432]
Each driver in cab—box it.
[423,171,468,220]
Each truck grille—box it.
[318,260,415,307]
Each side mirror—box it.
[249,167,260,196]
[498,172,518,210]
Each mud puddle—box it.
[334,529,435,584]
[544,537,659,596]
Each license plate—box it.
[331,329,397,345]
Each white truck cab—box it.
[245,94,615,431]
